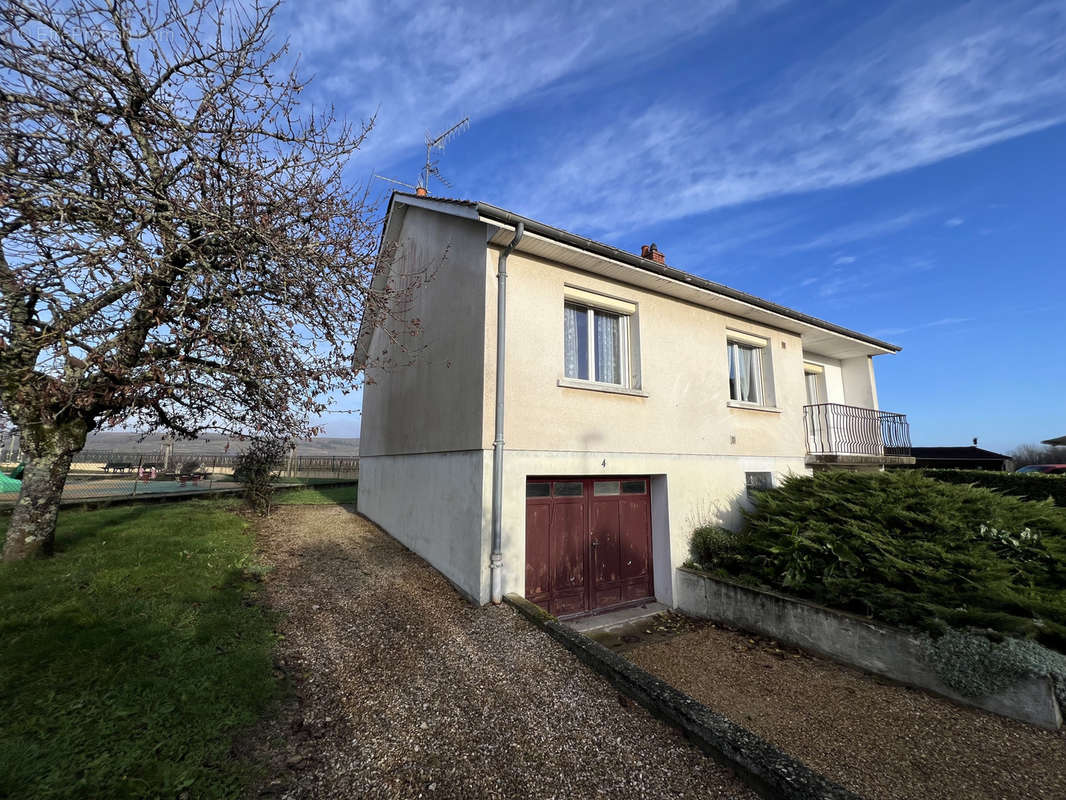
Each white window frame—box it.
[562,287,638,390]
[727,333,769,406]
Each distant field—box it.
[79,432,359,456]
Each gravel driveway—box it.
[627,620,1066,800]
[250,506,755,799]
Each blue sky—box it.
[277,0,1066,453]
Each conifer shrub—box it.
[694,470,1066,652]
[922,468,1066,507]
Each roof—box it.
[910,446,1011,461]
[1042,435,1066,446]
[380,191,903,356]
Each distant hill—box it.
[84,432,359,456]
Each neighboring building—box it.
[1043,435,1066,447]
[898,446,1012,471]
[356,192,913,615]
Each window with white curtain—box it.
[564,302,630,386]
[727,335,768,404]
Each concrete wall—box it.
[676,567,1063,730]
[358,451,490,603]
[360,207,490,457]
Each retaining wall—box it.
[676,567,1062,730]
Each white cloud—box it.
[507,1,1066,232]
[945,216,965,227]
[785,210,932,252]
[870,316,972,338]
[274,0,750,175]
[833,255,856,265]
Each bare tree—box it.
[0,0,404,559]
[1011,444,1066,469]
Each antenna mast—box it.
[422,116,470,194]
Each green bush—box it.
[689,524,743,570]
[922,468,1066,507]
[233,439,287,515]
[699,470,1066,652]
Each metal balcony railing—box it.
[803,403,911,457]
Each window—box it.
[562,287,638,389]
[727,331,770,405]
[621,479,647,494]
[745,471,772,499]
[553,481,583,497]
[565,304,628,385]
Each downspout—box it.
[490,222,524,604]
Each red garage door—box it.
[525,477,653,617]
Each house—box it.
[896,445,1012,471]
[355,192,913,616]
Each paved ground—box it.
[626,617,1066,800]
[250,506,756,799]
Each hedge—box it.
[689,470,1066,652]
[922,469,1066,507]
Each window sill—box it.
[557,378,648,398]
[727,401,782,414]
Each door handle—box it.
[590,539,599,547]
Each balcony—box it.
[803,403,915,468]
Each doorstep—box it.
[565,601,668,634]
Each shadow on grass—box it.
[0,501,279,800]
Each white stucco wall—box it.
[359,207,489,457]
[841,355,879,410]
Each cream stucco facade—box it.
[358,195,905,607]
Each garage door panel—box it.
[551,500,586,593]
[524,502,551,599]
[590,499,620,586]
[619,497,650,581]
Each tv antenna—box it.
[373,174,418,191]
[422,116,469,194]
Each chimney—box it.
[640,242,665,265]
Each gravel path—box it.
[627,620,1066,800]
[250,506,756,799]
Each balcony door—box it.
[804,365,829,452]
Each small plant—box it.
[233,439,287,515]
[920,629,1066,707]
[689,525,744,571]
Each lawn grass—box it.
[0,501,279,799]
[273,482,357,505]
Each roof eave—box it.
[386,192,903,356]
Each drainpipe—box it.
[490,221,524,604]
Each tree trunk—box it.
[2,423,86,561]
